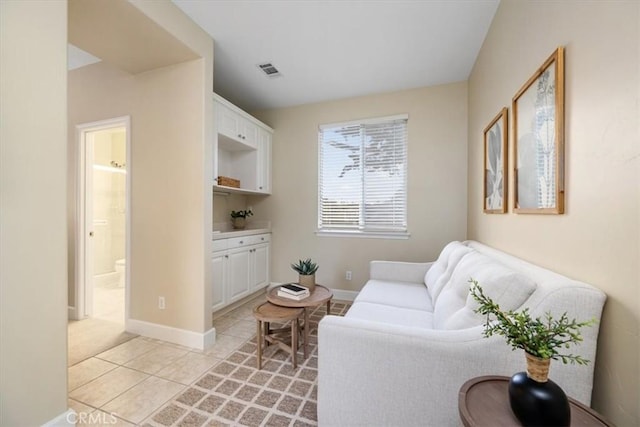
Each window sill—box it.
[315,230,410,240]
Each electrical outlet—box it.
[158,296,165,310]
[346,270,352,281]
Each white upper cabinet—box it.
[213,94,272,195]
[256,128,271,193]
[217,102,258,149]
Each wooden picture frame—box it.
[512,46,565,214]
[483,108,508,213]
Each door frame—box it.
[75,116,131,321]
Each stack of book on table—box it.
[277,283,310,300]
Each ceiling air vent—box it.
[257,62,281,78]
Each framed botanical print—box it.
[512,47,565,214]
[484,107,508,213]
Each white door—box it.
[82,135,96,317]
[75,116,130,322]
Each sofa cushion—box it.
[346,301,433,329]
[433,251,537,329]
[355,279,434,312]
[424,242,473,304]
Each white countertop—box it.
[213,220,271,240]
[212,228,271,240]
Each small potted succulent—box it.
[230,209,253,230]
[291,258,319,292]
[469,279,596,426]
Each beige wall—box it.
[131,0,214,334]
[252,83,468,290]
[467,1,639,425]
[213,193,249,227]
[131,60,209,330]
[68,0,214,335]
[0,0,69,424]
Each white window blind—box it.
[318,115,408,236]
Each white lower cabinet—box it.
[212,233,270,312]
[227,247,251,302]
[250,243,269,290]
[211,252,227,312]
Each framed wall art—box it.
[483,107,508,213]
[512,46,565,214]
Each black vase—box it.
[509,372,571,426]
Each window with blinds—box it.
[318,115,408,237]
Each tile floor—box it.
[93,280,125,324]
[145,301,351,427]
[68,294,271,426]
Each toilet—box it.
[114,258,126,287]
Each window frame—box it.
[316,114,410,240]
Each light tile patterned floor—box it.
[68,293,350,426]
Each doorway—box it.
[76,117,131,325]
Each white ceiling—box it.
[68,44,101,70]
[173,0,500,112]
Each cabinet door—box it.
[217,104,241,142]
[256,129,272,193]
[239,120,258,148]
[217,102,258,148]
[227,247,250,302]
[211,252,226,312]
[250,244,269,290]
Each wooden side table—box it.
[458,375,613,427]
[253,302,304,369]
[267,284,333,359]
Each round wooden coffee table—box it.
[267,284,333,359]
[253,302,304,369]
[458,375,612,426]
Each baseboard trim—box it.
[42,409,75,427]
[126,319,216,350]
[270,282,357,302]
[331,288,358,302]
[68,306,77,320]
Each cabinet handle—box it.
[261,237,264,241]
[224,255,229,258]
[239,240,243,244]
[237,133,242,138]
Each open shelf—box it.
[213,184,271,196]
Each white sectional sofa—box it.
[318,240,606,427]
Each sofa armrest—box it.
[369,260,432,283]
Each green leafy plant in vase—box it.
[469,279,596,427]
[291,258,319,292]
[230,209,253,230]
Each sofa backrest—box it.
[462,240,606,322]
[432,250,537,329]
[424,241,473,302]
[427,241,606,333]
